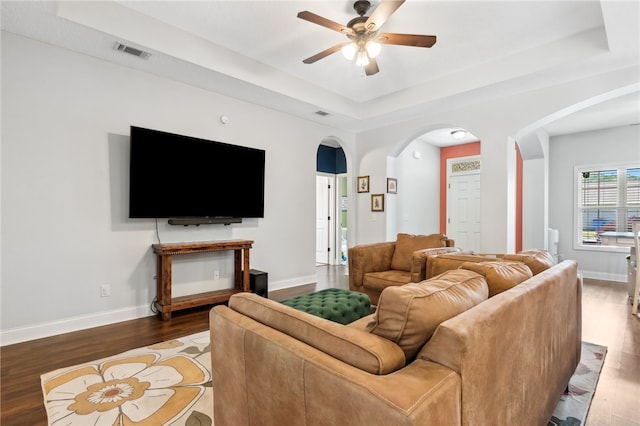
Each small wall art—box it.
[357,175,370,193]
[371,194,384,212]
[387,178,397,194]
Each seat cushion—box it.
[366,269,489,360]
[363,270,412,292]
[390,233,448,272]
[460,261,533,297]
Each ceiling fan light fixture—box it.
[341,42,357,60]
[451,129,467,140]
[366,41,381,58]
[355,50,370,66]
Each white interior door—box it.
[448,172,481,252]
[316,176,330,264]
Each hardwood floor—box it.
[581,278,640,426]
[1,265,638,426]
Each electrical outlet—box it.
[213,270,220,280]
[101,284,111,297]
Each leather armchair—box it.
[348,233,458,304]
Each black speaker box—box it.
[248,269,268,298]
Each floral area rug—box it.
[41,332,605,426]
[41,331,212,426]
[548,341,607,426]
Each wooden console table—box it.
[152,240,253,320]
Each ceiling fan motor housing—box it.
[354,1,372,16]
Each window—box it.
[575,163,640,250]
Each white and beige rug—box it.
[41,331,212,426]
[41,331,605,426]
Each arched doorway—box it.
[316,143,347,265]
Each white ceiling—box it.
[1,0,638,145]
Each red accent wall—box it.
[439,142,481,234]
[515,144,523,252]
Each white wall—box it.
[395,140,440,235]
[378,140,440,242]
[1,32,355,344]
[522,158,547,250]
[522,130,549,251]
[549,125,640,281]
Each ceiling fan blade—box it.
[302,43,350,64]
[364,58,379,76]
[377,33,437,48]
[365,0,405,32]
[297,11,354,36]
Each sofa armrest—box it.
[227,293,405,374]
[410,247,461,282]
[348,241,396,291]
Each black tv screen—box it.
[129,126,265,220]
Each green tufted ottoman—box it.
[281,288,371,325]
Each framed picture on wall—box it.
[371,194,384,212]
[357,176,370,193]
[387,178,397,194]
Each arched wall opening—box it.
[315,137,350,266]
[385,125,482,246]
[515,84,639,256]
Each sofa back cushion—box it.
[390,233,448,272]
[228,293,406,375]
[366,269,488,360]
[460,261,533,297]
[426,253,499,278]
[501,250,554,275]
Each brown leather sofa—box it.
[209,253,581,426]
[348,233,458,304]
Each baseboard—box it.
[267,273,333,301]
[0,304,153,347]
[1,274,320,346]
[269,283,317,302]
[268,274,316,291]
[579,270,627,283]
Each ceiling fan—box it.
[297,0,436,76]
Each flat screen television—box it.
[129,126,265,224]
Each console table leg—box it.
[243,247,250,292]
[161,309,171,321]
[156,254,173,320]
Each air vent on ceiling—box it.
[113,42,151,60]
[314,110,330,116]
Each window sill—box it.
[573,243,632,254]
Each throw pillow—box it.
[460,261,533,297]
[390,233,447,272]
[366,269,488,361]
[501,249,554,275]
[425,253,499,278]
